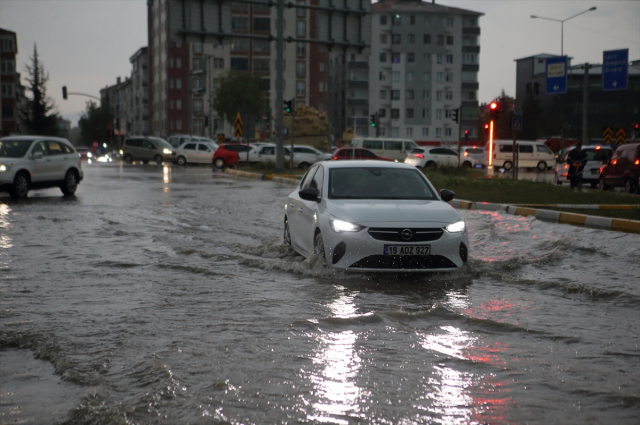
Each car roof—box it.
[0,135,71,143]
[321,160,411,170]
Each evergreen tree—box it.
[212,71,267,138]
[78,101,113,146]
[21,45,59,135]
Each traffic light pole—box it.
[290,99,295,170]
[274,0,285,172]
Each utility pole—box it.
[582,63,591,145]
[274,0,285,172]
[290,99,296,170]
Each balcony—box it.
[462,27,481,36]
[462,64,479,72]
[348,99,369,107]
[348,62,369,70]
[461,82,479,91]
[349,80,369,89]
[462,46,480,53]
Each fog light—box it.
[459,243,468,263]
[332,241,346,264]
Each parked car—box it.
[247,144,330,168]
[168,134,218,149]
[175,141,219,165]
[284,160,468,272]
[291,145,332,167]
[331,148,394,162]
[404,147,459,168]
[460,146,487,168]
[213,143,254,169]
[598,143,640,193]
[247,144,291,166]
[121,136,176,165]
[554,145,613,188]
[349,137,418,161]
[75,147,90,160]
[0,136,84,199]
[489,140,555,171]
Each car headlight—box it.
[163,149,172,154]
[445,220,466,233]
[87,152,92,158]
[330,216,364,233]
[0,164,11,172]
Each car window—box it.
[169,137,179,146]
[363,140,383,150]
[180,137,190,145]
[519,145,534,153]
[585,149,612,162]
[260,147,275,155]
[184,143,197,150]
[466,148,483,154]
[404,142,416,151]
[197,144,211,152]
[626,148,636,161]
[31,141,49,157]
[61,143,75,154]
[430,148,442,154]
[47,141,64,155]
[238,145,252,153]
[337,149,350,158]
[443,149,457,156]
[384,141,402,151]
[329,167,437,200]
[301,166,319,189]
[126,139,143,148]
[359,149,377,159]
[142,140,153,149]
[499,144,513,153]
[536,145,552,154]
[410,148,425,154]
[309,165,324,195]
[611,148,624,159]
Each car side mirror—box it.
[299,187,320,202]
[440,189,455,202]
[32,152,43,160]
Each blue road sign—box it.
[511,116,523,132]
[283,127,289,137]
[603,49,628,91]
[546,56,567,94]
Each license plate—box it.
[384,245,431,256]
[590,169,599,175]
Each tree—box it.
[21,45,59,135]
[78,101,113,146]
[212,71,267,138]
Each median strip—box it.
[224,168,300,185]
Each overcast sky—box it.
[1,0,639,127]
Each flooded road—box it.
[1,163,638,424]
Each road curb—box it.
[224,168,266,180]
[449,199,640,234]
[265,175,300,185]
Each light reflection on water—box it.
[0,204,13,249]
[308,292,364,424]
[163,165,171,184]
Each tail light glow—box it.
[415,154,424,159]
[612,159,617,165]
[635,159,639,165]
[595,146,601,150]
[464,152,468,157]
[331,155,338,160]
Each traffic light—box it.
[533,82,540,95]
[284,100,293,113]
[464,129,469,141]
[451,108,459,123]
[62,86,67,100]
[489,101,502,121]
[370,114,377,127]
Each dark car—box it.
[121,136,176,165]
[598,143,640,193]
[331,148,394,162]
[213,143,254,169]
[555,145,613,188]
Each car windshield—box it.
[329,167,437,200]
[150,138,173,149]
[410,148,425,154]
[585,148,612,162]
[0,139,35,158]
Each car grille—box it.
[368,227,444,242]
[349,255,457,270]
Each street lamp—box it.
[531,7,596,56]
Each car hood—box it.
[325,199,461,226]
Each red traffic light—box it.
[490,102,498,110]
[464,129,469,134]
[484,124,489,129]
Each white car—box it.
[554,145,613,188]
[291,145,332,168]
[284,160,468,272]
[175,141,219,165]
[460,146,487,168]
[0,135,84,199]
[404,147,459,168]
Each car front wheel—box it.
[124,154,133,164]
[10,171,30,199]
[177,156,187,166]
[314,232,325,260]
[424,161,437,169]
[154,155,163,165]
[61,170,79,196]
[624,178,636,194]
[598,176,610,191]
[537,161,547,172]
[214,158,226,169]
[503,161,513,171]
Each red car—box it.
[331,148,394,162]
[598,143,640,193]
[213,143,253,169]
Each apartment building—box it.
[329,0,482,144]
[130,47,150,135]
[1,28,19,136]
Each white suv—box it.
[0,136,84,199]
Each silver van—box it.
[122,136,176,165]
[349,137,418,161]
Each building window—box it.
[1,83,14,97]
[391,127,400,138]
[296,1,306,17]
[213,78,221,89]
[392,71,400,82]
[194,119,203,135]
[423,16,431,25]
[253,40,270,53]
[0,38,15,52]
[436,72,443,82]
[193,99,203,114]
[392,34,401,44]
[193,57,205,71]
[232,17,248,31]
[408,34,415,44]
[392,52,400,63]
[296,81,306,97]
[446,17,454,27]
[2,106,13,119]
[436,109,443,120]
[319,62,325,72]
[260,78,270,91]
[406,109,414,119]
[422,90,430,100]
[296,61,306,77]
[254,58,270,72]
[296,42,306,57]
[407,53,415,63]
[176,58,182,68]
[422,127,429,137]
[406,71,413,81]
[445,90,453,100]
[380,15,387,25]
[193,42,203,54]
[406,127,413,137]
[423,34,431,44]
[437,35,445,46]
[461,71,478,83]
[391,90,400,100]
[406,90,414,100]
[410,15,415,25]
[231,58,249,70]
[379,90,387,100]
[463,36,478,46]
[231,38,249,51]
[176,99,182,110]
[436,128,442,138]
[170,100,175,110]
[379,52,387,62]
[436,90,443,101]
[445,128,452,136]
[393,14,401,25]
[447,36,454,46]
[318,81,324,92]
[463,53,478,64]
[254,17,271,31]
[380,34,387,44]
[379,71,386,81]
[437,54,443,64]
[177,120,183,130]
[446,72,453,82]
[463,91,477,101]
[446,54,454,64]
[423,53,431,63]
[296,20,306,37]
[391,109,400,119]
[445,109,452,119]
[423,72,431,82]
[213,58,224,68]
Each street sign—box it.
[546,56,567,94]
[615,128,626,145]
[511,116,523,132]
[217,134,225,144]
[234,113,243,137]
[603,49,629,91]
[603,127,614,144]
[283,127,289,137]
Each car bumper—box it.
[404,158,425,167]
[321,222,469,272]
